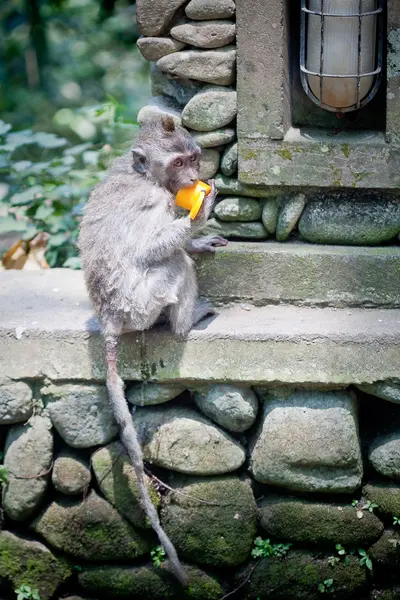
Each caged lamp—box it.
[300,0,384,112]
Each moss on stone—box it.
[363,482,400,523]
[260,495,383,547]
[370,530,400,567]
[275,148,293,161]
[161,475,257,568]
[91,441,160,528]
[341,144,350,158]
[241,550,367,599]
[0,531,71,600]
[32,490,154,561]
[79,563,223,599]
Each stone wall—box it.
[134,0,400,246]
[1,376,400,599]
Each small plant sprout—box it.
[361,500,378,513]
[358,548,373,571]
[318,579,335,594]
[351,499,359,508]
[150,545,166,568]
[328,555,339,567]
[393,515,400,526]
[15,585,41,600]
[251,537,292,559]
[335,543,346,556]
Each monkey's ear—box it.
[131,147,147,173]
[161,115,175,133]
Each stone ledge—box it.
[0,268,399,384]
[196,242,400,307]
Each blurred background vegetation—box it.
[0,0,150,268]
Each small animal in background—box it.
[78,116,227,586]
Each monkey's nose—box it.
[189,178,197,183]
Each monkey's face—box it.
[163,150,201,194]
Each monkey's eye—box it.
[190,155,197,162]
[173,159,183,167]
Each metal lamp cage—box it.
[300,0,384,113]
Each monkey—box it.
[78,116,228,586]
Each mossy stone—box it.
[201,218,268,240]
[214,197,262,222]
[161,475,257,567]
[240,550,367,599]
[276,194,306,241]
[32,490,154,561]
[52,448,91,495]
[192,128,236,148]
[221,142,238,176]
[363,482,400,521]
[79,563,223,599]
[261,199,279,234]
[91,441,160,528]
[260,495,383,547]
[370,530,400,567]
[298,197,400,245]
[0,530,71,600]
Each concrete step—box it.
[195,242,400,308]
[1,269,399,385]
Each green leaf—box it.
[318,583,325,593]
[34,205,54,221]
[32,132,68,149]
[10,186,44,206]
[63,256,81,269]
[366,558,373,571]
[358,548,366,557]
[0,120,11,136]
[325,579,333,586]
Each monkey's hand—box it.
[186,235,228,254]
[192,179,217,226]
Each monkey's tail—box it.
[106,369,189,588]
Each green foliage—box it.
[150,545,166,568]
[393,515,400,526]
[251,537,292,559]
[362,501,378,514]
[0,464,8,485]
[318,579,335,594]
[15,585,41,600]
[1,109,138,267]
[328,544,372,571]
[357,548,373,571]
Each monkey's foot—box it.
[188,235,228,253]
[193,297,217,325]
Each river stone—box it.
[182,86,237,131]
[357,380,400,405]
[42,383,117,448]
[136,0,187,36]
[192,128,235,148]
[262,198,279,234]
[91,441,160,528]
[214,197,262,222]
[298,197,400,245]
[0,531,71,600]
[250,390,362,493]
[201,218,268,240]
[194,384,258,432]
[221,141,237,176]
[363,482,400,521]
[52,448,91,496]
[161,476,257,567]
[185,0,235,20]
[127,382,186,406]
[157,47,236,86]
[369,431,400,480]
[240,550,367,600]
[171,20,235,49]
[199,149,220,179]
[79,563,223,600]
[3,415,53,521]
[137,37,185,62]
[132,405,245,475]
[137,96,182,127]
[150,64,204,107]
[260,495,383,547]
[0,379,33,424]
[32,490,153,561]
[276,194,306,241]
[370,530,400,567]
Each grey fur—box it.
[78,117,227,586]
